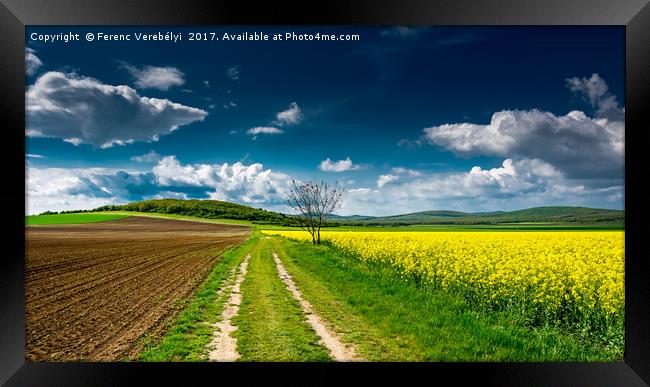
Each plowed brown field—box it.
[25,216,250,361]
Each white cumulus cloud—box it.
[26,71,208,148]
[391,167,422,177]
[26,48,43,76]
[122,63,185,90]
[423,109,623,179]
[377,167,423,187]
[130,150,162,163]
[566,73,623,120]
[26,166,129,214]
[275,102,303,126]
[246,126,284,139]
[152,156,292,204]
[377,174,399,187]
[422,74,624,181]
[319,157,361,172]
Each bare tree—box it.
[286,179,346,244]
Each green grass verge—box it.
[232,237,332,361]
[138,233,256,361]
[26,213,129,225]
[269,236,621,361]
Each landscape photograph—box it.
[25,26,624,362]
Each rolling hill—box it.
[92,199,298,226]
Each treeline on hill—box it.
[91,199,312,227]
[38,209,95,215]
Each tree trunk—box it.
[317,228,321,244]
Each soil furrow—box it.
[25,216,250,361]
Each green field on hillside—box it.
[100,211,253,226]
[26,213,129,225]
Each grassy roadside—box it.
[138,233,257,361]
[269,236,620,361]
[232,237,332,361]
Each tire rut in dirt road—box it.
[272,251,362,361]
[207,253,250,361]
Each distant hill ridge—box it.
[79,200,623,226]
[333,206,624,225]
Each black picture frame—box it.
[1,0,649,385]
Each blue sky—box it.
[25,26,625,215]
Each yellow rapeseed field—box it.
[263,230,624,332]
